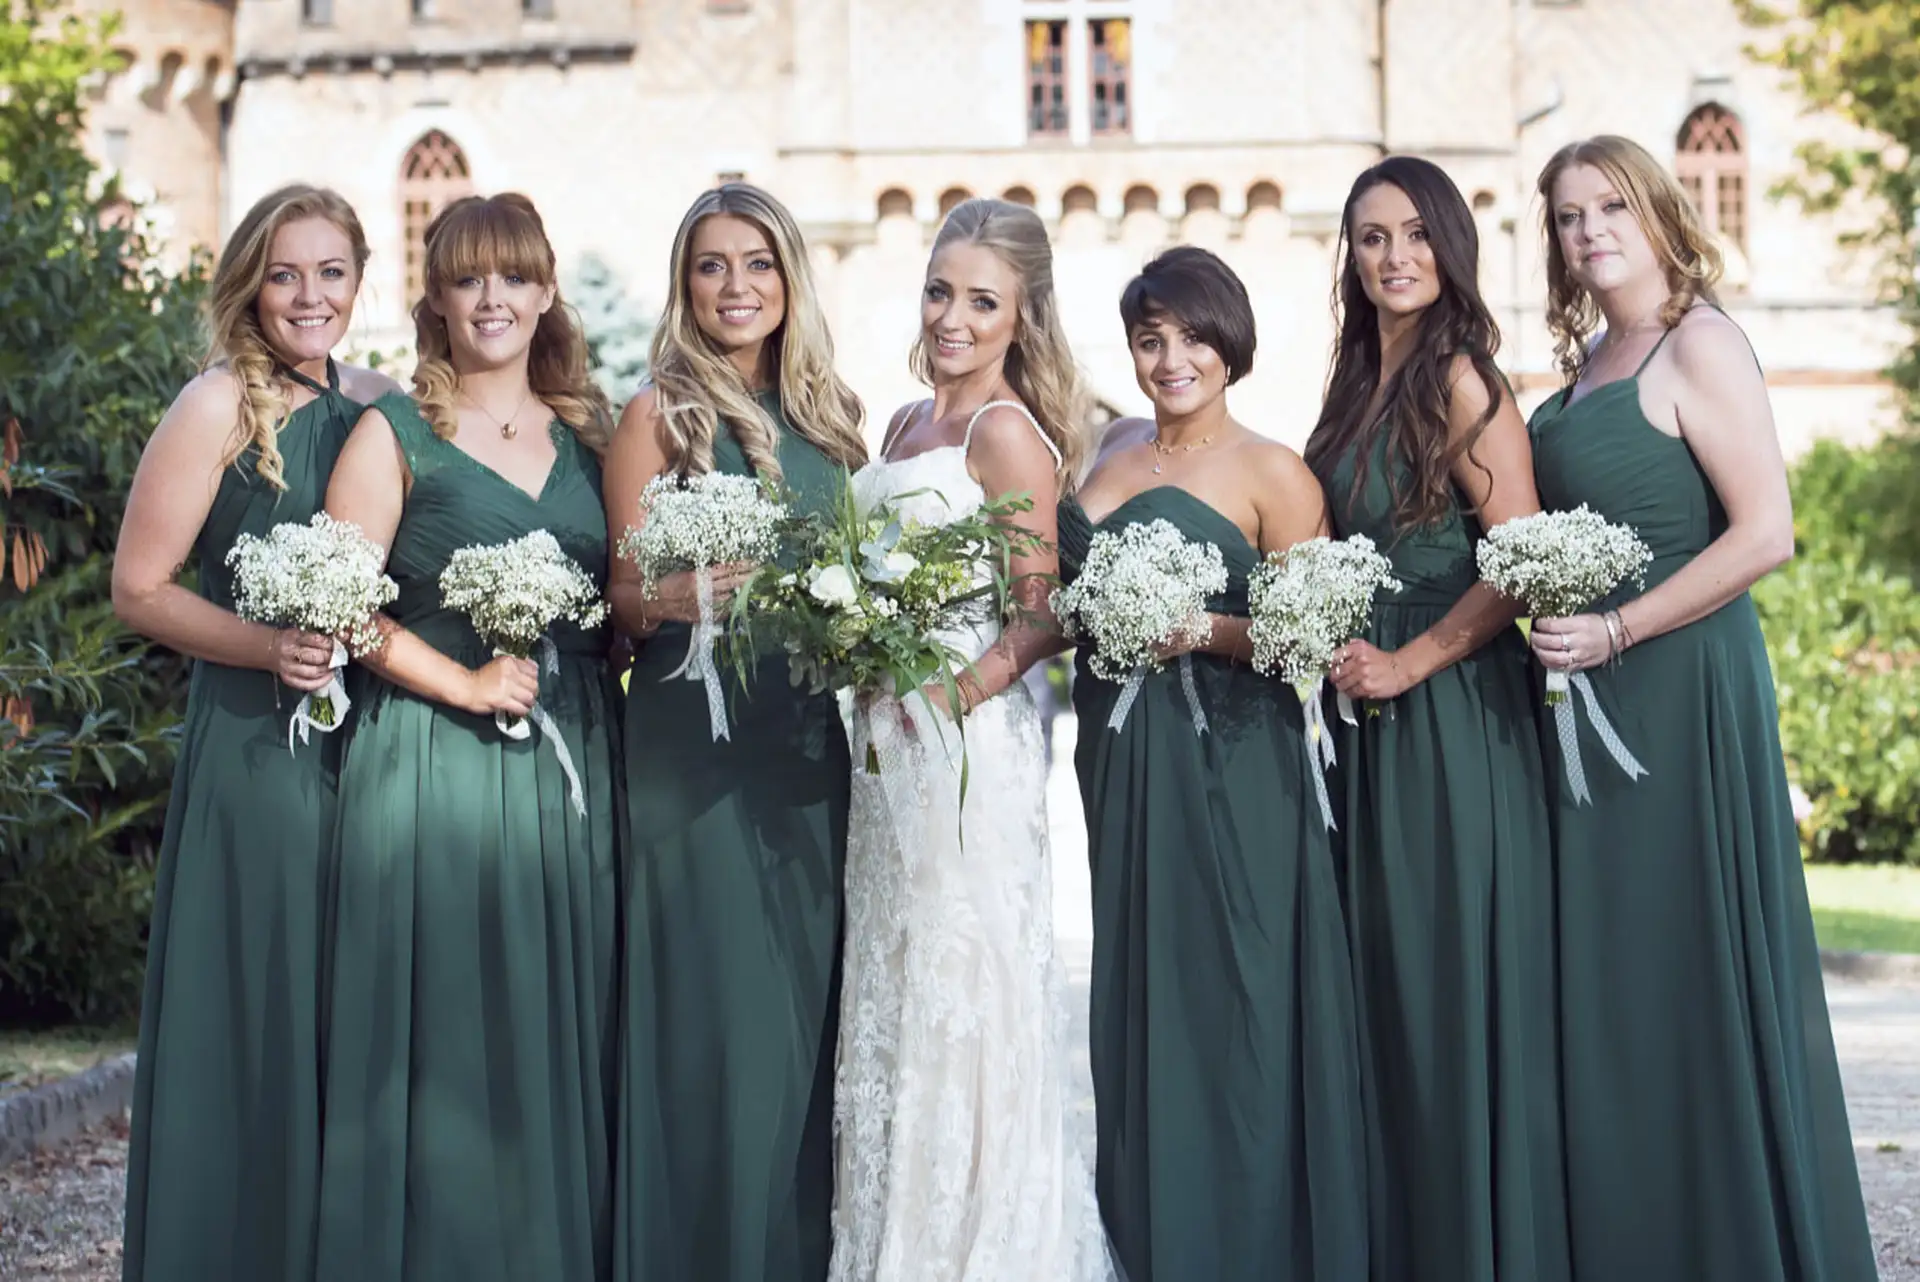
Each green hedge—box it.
[1757,436,1920,864]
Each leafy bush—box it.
[0,1,207,1020]
[1757,436,1920,864]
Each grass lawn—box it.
[1803,864,1920,955]
[0,1024,137,1095]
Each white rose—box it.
[808,563,858,608]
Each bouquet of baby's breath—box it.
[226,511,398,751]
[726,474,1044,714]
[440,529,607,671]
[1049,519,1226,733]
[439,529,606,813]
[1248,534,1403,692]
[618,471,786,740]
[1247,534,1402,827]
[1475,506,1651,704]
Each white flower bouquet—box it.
[1474,506,1651,704]
[618,471,786,740]
[225,511,397,752]
[1049,518,1227,733]
[1476,505,1653,802]
[1246,534,1402,827]
[727,476,1042,715]
[439,529,608,813]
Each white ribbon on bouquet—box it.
[495,636,588,817]
[287,640,351,754]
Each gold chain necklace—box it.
[1149,432,1214,475]
[460,387,535,440]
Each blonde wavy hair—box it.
[1537,134,1724,382]
[205,184,369,492]
[648,184,866,481]
[911,197,1086,483]
[411,193,613,448]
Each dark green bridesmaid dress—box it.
[614,393,849,1282]
[1061,489,1368,1282]
[1322,430,1569,1282]
[122,362,359,1282]
[315,392,620,1282]
[1529,321,1875,1281]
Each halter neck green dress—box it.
[1060,489,1367,1282]
[315,391,620,1282]
[122,361,360,1282]
[1322,428,1569,1282]
[615,394,850,1282]
[1528,317,1874,1282]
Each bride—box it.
[830,197,1115,1282]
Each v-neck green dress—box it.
[1527,320,1874,1282]
[315,391,621,1282]
[122,361,360,1282]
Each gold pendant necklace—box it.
[1149,432,1213,475]
[461,388,535,440]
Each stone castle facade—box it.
[80,0,1903,449]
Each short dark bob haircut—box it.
[1118,245,1257,385]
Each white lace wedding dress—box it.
[828,403,1114,1282]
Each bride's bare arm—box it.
[925,407,1064,716]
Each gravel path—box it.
[4,718,1916,1279]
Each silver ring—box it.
[1560,634,1570,652]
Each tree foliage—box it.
[0,0,208,1019]
[1739,0,1920,419]
[568,252,654,406]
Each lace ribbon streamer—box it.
[287,640,351,754]
[494,638,588,817]
[1106,655,1210,736]
[858,694,945,872]
[1549,668,1648,804]
[1299,677,1339,830]
[665,564,730,742]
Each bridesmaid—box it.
[604,183,866,1282]
[1063,246,1367,1282]
[1527,135,1874,1282]
[112,184,396,1282]
[1301,156,1569,1282]
[316,193,621,1282]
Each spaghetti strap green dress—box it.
[315,392,621,1282]
[122,361,359,1282]
[1061,489,1368,1282]
[614,393,850,1282]
[1528,319,1875,1282]
[1322,429,1569,1282]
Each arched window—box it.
[400,129,474,304]
[1061,184,1098,216]
[1183,183,1220,215]
[1246,180,1283,212]
[1122,184,1158,216]
[876,187,913,220]
[1676,104,1746,250]
[1002,185,1037,208]
[938,186,972,218]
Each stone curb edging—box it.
[0,1052,135,1168]
[1820,948,1920,985]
